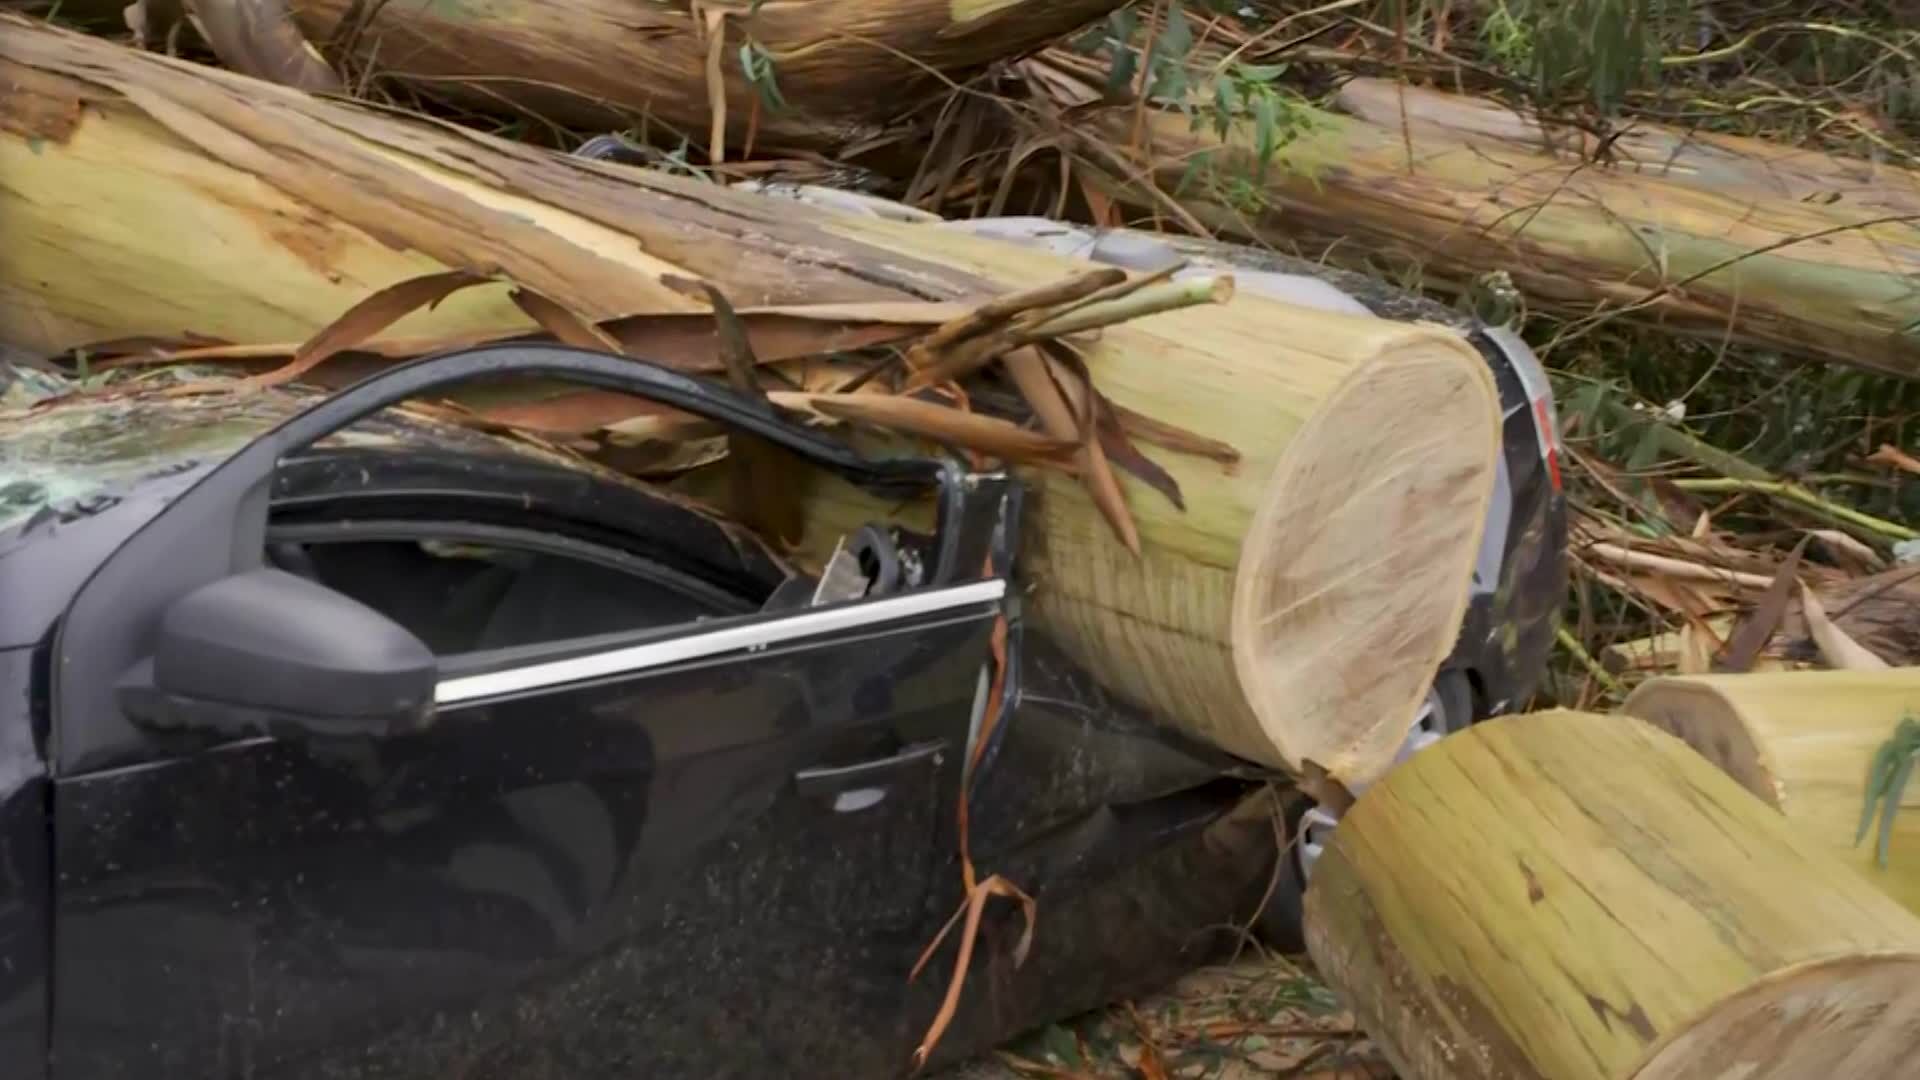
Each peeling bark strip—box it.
[1303,709,1920,1080]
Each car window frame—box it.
[271,511,1009,715]
[265,516,763,628]
[49,345,1020,779]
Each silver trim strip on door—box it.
[435,578,1008,705]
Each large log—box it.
[1334,78,1920,218]
[1623,669,1920,915]
[21,0,1126,155]
[1304,709,1920,1080]
[1055,62,1920,378]
[0,18,1504,781]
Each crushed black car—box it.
[0,246,1564,1078]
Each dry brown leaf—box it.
[1002,347,1140,554]
[700,282,806,549]
[1106,398,1241,468]
[224,271,491,392]
[1095,396,1185,511]
[606,311,926,372]
[469,389,695,438]
[1800,583,1891,670]
[509,289,625,354]
[772,391,1079,467]
[1716,535,1809,673]
[185,0,342,92]
[1043,352,1141,555]
[1866,443,1920,476]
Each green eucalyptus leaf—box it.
[1879,753,1917,867]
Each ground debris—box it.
[937,952,1394,1080]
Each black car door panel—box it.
[51,581,997,1078]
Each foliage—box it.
[1858,715,1920,867]
[1481,0,1685,112]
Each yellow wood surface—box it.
[1304,709,1920,1080]
[1624,669,1920,916]
[830,216,1503,783]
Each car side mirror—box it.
[117,569,438,739]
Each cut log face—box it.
[1304,709,1920,1080]
[1624,669,1920,916]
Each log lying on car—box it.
[1304,709,1920,1080]
[0,19,1503,781]
[1623,669,1920,915]
[1048,58,1920,379]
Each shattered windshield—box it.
[0,363,306,532]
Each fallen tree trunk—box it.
[1048,60,1920,378]
[0,16,1002,351]
[0,18,1504,782]
[1623,669,1920,915]
[1305,709,1920,1080]
[27,0,1126,156]
[1334,77,1920,218]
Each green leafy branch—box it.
[1856,713,1920,868]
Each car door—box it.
[44,347,1010,1079]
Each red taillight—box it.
[1532,398,1563,491]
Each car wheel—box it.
[1254,668,1475,951]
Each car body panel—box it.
[52,601,991,1077]
[0,648,48,1080]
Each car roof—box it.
[1,364,723,649]
[1,364,622,536]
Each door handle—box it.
[794,740,947,810]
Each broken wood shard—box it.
[1305,709,1920,1080]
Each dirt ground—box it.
[935,951,1395,1080]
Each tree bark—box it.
[1624,669,1920,916]
[1305,709,1920,1080]
[276,0,1127,155]
[1064,66,1920,378]
[7,0,1126,155]
[1333,78,1920,218]
[0,18,1508,781]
